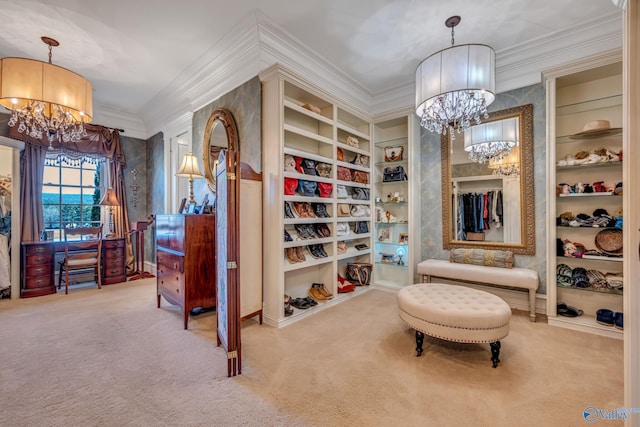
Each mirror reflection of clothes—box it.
[458,191,503,234]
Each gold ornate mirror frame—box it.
[202,108,239,192]
[441,103,535,255]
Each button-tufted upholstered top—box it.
[397,283,511,344]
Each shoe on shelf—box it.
[312,203,330,218]
[317,244,328,257]
[285,247,300,263]
[303,202,316,218]
[284,294,294,317]
[295,246,306,262]
[614,312,623,330]
[596,308,614,326]
[315,223,331,238]
[309,286,326,301]
[313,283,333,299]
[293,202,308,218]
[295,224,312,239]
[284,229,292,242]
[308,245,322,259]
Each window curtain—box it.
[13,124,135,273]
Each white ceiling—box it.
[0,0,623,138]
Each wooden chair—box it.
[58,226,103,294]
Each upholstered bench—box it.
[397,283,511,368]
[417,250,539,322]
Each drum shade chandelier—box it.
[415,16,495,138]
[0,36,92,144]
[464,117,518,164]
[489,145,520,177]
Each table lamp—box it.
[176,152,204,204]
[99,188,120,238]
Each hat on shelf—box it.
[569,120,622,140]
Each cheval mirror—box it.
[202,108,239,193]
[440,104,535,255]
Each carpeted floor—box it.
[0,279,624,426]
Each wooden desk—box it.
[20,238,127,298]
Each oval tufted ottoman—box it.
[397,283,511,367]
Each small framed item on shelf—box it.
[399,233,408,244]
[378,227,391,242]
[187,202,197,214]
[381,253,394,263]
[355,243,368,250]
[178,197,187,214]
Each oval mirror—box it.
[202,108,239,192]
[441,104,535,255]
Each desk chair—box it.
[58,226,103,294]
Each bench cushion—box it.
[417,259,538,291]
[398,283,511,343]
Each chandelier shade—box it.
[415,16,495,137]
[0,37,93,144]
[464,117,518,163]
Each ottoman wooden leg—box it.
[415,330,424,357]
[490,341,501,368]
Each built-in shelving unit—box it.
[261,65,373,327]
[371,114,420,289]
[546,55,623,338]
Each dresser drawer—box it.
[103,265,125,278]
[103,256,123,268]
[103,247,125,259]
[25,263,52,278]
[25,244,53,256]
[103,239,125,250]
[24,274,53,289]
[25,254,53,266]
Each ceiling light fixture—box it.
[415,16,495,139]
[0,36,93,145]
[464,117,518,164]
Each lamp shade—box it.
[464,117,518,163]
[99,188,120,207]
[416,44,495,117]
[0,57,93,122]
[176,153,204,178]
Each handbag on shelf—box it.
[298,180,317,197]
[337,148,345,162]
[352,187,370,200]
[337,204,351,217]
[337,241,347,254]
[351,170,369,184]
[284,177,298,195]
[354,221,369,234]
[316,182,333,198]
[345,262,373,286]
[337,166,351,182]
[383,166,408,182]
[336,222,350,236]
[336,184,349,199]
[350,205,370,217]
[301,158,317,175]
[351,153,369,168]
[384,146,404,162]
[315,162,332,178]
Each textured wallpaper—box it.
[420,83,548,293]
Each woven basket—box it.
[595,229,623,254]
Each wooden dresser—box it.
[156,214,216,329]
[21,242,56,298]
[102,238,126,285]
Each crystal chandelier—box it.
[415,16,495,139]
[0,36,93,145]
[464,117,518,163]
[489,145,520,177]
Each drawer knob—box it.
[35,247,45,253]
[173,262,178,269]
[175,288,179,294]
[35,279,44,285]
[34,256,45,262]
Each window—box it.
[42,158,103,240]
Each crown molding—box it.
[255,11,372,117]
[91,102,147,140]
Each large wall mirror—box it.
[441,104,535,255]
[202,108,239,192]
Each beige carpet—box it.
[0,279,624,426]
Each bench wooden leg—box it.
[415,330,424,357]
[529,291,536,322]
[490,341,501,368]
